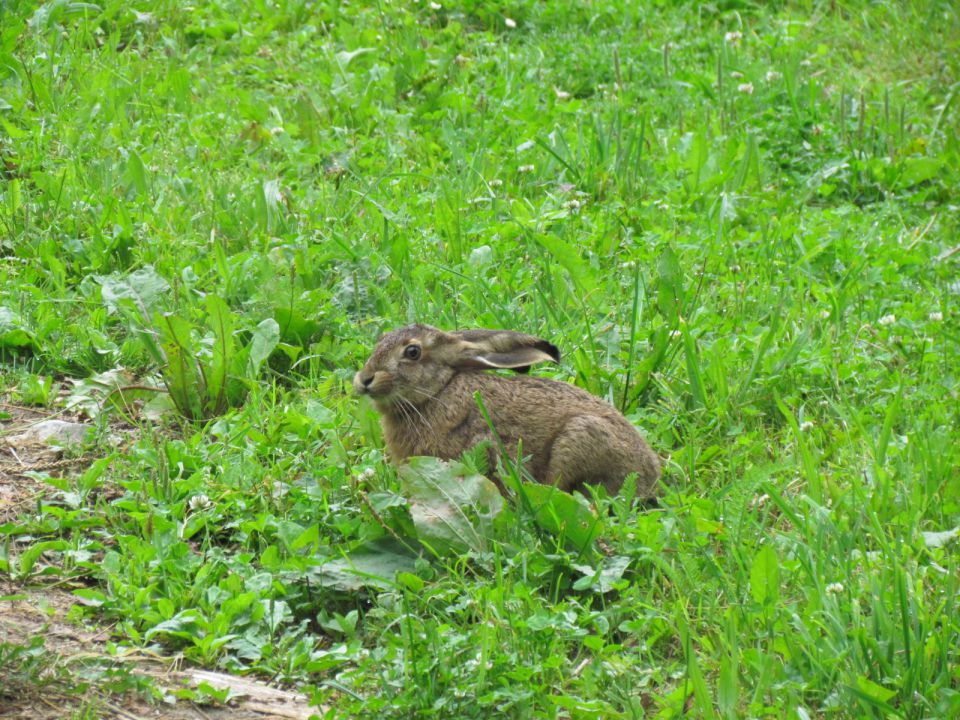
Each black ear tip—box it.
[540,341,561,363]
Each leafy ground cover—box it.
[1,0,958,717]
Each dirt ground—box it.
[0,402,320,720]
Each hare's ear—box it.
[446,329,560,373]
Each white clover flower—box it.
[729,264,741,273]
[504,17,516,29]
[724,31,742,46]
[669,330,682,340]
[737,82,754,95]
[554,87,571,101]
[878,314,896,327]
[765,70,782,82]
[820,309,830,320]
[929,311,943,322]
[358,468,376,482]
[518,164,535,173]
[430,1,441,9]
[812,124,824,136]
[730,71,744,79]
[825,582,844,595]
[563,199,581,210]
[800,421,814,432]
[188,494,212,511]
[488,178,503,188]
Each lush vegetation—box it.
[2,0,958,717]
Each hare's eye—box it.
[403,344,422,360]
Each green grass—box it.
[2,0,959,717]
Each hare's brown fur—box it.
[354,324,660,496]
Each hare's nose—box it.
[354,371,375,394]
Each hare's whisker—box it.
[407,384,450,409]
[396,397,429,448]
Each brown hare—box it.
[353,324,660,497]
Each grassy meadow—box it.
[1,0,959,717]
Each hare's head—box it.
[353,324,560,410]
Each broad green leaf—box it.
[98,266,170,316]
[533,232,597,293]
[0,307,36,350]
[277,520,306,549]
[274,307,322,344]
[144,610,204,642]
[124,150,148,196]
[291,524,321,552]
[897,156,942,188]
[573,555,631,593]
[17,540,69,577]
[335,47,374,68]
[314,538,418,592]
[854,676,897,703]
[246,318,280,378]
[4,178,21,211]
[205,294,234,413]
[521,483,604,553]
[655,245,684,324]
[681,323,707,409]
[398,456,505,555]
[750,544,780,606]
[159,314,203,420]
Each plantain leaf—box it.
[750,544,780,607]
[398,456,506,556]
[205,295,234,415]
